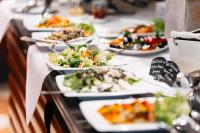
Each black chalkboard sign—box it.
[149,57,180,86]
[149,57,166,80]
[163,61,180,86]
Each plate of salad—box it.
[47,44,116,70]
[97,18,165,39]
[104,31,168,55]
[80,93,190,132]
[120,18,165,35]
[31,23,95,49]
[55,68,154,97]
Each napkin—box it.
[26,45,51,124]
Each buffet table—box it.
[1,1,196,133]
[3,19,171,133]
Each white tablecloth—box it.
[26,45,51,124]
[111,51,185,96]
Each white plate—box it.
[31,32,66,49]
[98,32,160,39]
[79,98,167,132]
[31,32,95,50]
[23,16,86,31]
[108,46,169,55]
[56,75,154,97]
[47,62,120,71]
[96,19,155,39]
[99,41,168,55]
[23,16,64,31]
[46,55,123,71]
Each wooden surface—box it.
[0,97,9,133]
[165,0,200,37]
[186,0,200,31]
[165,0,186,37]
[2,20,63,133]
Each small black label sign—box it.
[149,57,180,86]
[149,57,166,80]
[163,61,180,86]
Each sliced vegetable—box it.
[78,23,95,36]
[109,31,167,51]
[48,45,113,68]
[63,68,139,92]
[98,93,190,126]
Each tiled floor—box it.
[0,82,9,133]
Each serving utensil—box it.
[184,70,200,114]
[191,111,200,124]
[20,36,94,46]
[22,0,38,13]
[50,36,95,52]
[173,116,200,133]
[186,70,200,89]
[41,0,53,18]
[20,36,57,44]
[173,70,200,132]
[20,35,95,53]
[41,90,70,95]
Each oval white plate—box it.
[55,75,154,97]
[47,62,118,71]
[98,32,161,39]
[24,18,65,31]
[46,54,123,71]
[95,18,158,39]
[31,32,66,49]
[79,98,168,132]
[31,32,95,50]
[108,46,169,55]
[23,16,89,31]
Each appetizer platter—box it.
[104,31,168,55]
[45,23,95,40]
[121,18,165,35]
[56,68,155,97]
[36,15,71,28]
[24,15,70,31]
[31,23,95,48]
[24,15,95,31]
[80,94,190,132]
[97,18,165,38]
[47,44,116,70]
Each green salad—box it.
[155,93,190,125]
[77,23,95,36]
[63,68,139,92]
[49,45,113,68]
[151,18,165,32]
